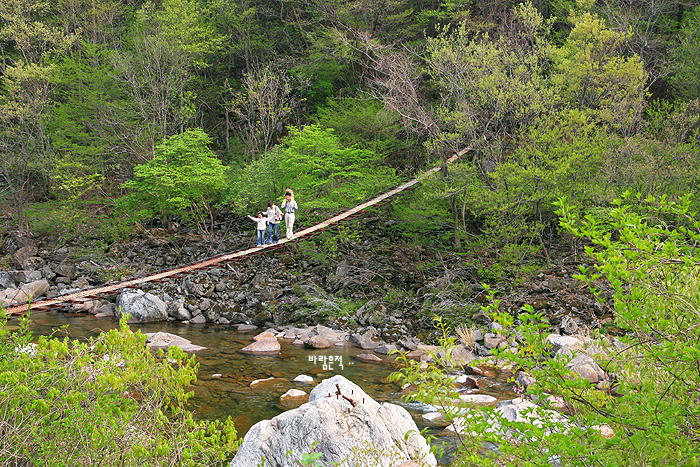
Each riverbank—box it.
[1,212,610,348]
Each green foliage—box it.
[81,261,133,283]
[301,286,364,321]
[278,125,399,212]
[426,2,558,156]
[231,66,305,156]
[122,129,228,234]
[463,109,608,271]
[394,193,700,466]
[0,311,239,466]
[669,5,700,101]
[291,54,349,108]
[551,10,647,134]
[50,42,134,197]
[227,147,282,211]
[313,98,413,166]
[308,226,363,259]
[229,125,399,216]
[390,179,455,246]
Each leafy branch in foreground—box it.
[391,192,700,466]
[0,311,239,466]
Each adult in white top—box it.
[281,193,298,240]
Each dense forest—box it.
[1,0,699,272]
[3,1,700,466]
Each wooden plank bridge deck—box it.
[5,153,463,316]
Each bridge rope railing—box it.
[5,151,465,316]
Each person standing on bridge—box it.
[248,211,268,246]
[265,201,282,244]
[281,192,298,240]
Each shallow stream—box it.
[22,312,517,464]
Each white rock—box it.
[458,394,497,405]
[293,375,314,383]
[546,334,583,353]
[280,389,307,400]
[230,375,436,467]
[145,332,207,352]
[116,290,167,322]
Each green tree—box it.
[230,124,399,215]
[669,4,700,101]
[426,2,559,159]
[0,312,239,465]
[551,10,648,136]
[53,0,125,45]
[111,0,221,159]
[231,66,305,157]
[0,0,77,231]
[122,128,228,235]
[313,98,416,169]
[50,42,138,197]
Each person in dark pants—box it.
[247,211,268,246]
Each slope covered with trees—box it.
[0,0,698,254]
[1,0,697,272]
[2,1,700,465]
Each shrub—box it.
[0,311,239,466]
[391,192,700,466]
[26,199,135,259]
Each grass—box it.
[456,325,477,350]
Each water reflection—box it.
[24,313,407,435]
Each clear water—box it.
[21,312,517,463]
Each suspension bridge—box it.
[6,152,465,316]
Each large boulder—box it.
[5,279,50,304]
[230,375,436,467]
[308,324,344,342]
[116,290,168,322]
[349,331,378,350]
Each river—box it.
[22,311,517,464]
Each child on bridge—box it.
[247,212,268,246]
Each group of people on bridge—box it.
[247,187,298,246]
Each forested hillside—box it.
[3,2,700,466]
[1,0,699,269]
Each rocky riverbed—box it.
[1,213,612,354]
[2,214,623,466]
